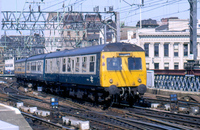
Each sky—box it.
[0,0,200,35]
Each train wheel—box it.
[128,96,134,107]
[103,96,114,110]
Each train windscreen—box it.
[107,58,122,70]
[128,57,142,70]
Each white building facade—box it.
[134,19,200,70]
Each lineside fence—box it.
[147,70,200,93]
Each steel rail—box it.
[21,112,72,130]
[128,106,200,129]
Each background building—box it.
[121,18,200,70]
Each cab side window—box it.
[89,56,95,72]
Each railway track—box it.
[21,112,72,130]
[1,80,200,130]
[145,96,200,107]
[0,85,179,130]
[126,106,200,130]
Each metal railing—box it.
[154,75,200,92]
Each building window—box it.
[164,43,169,57]
[164,63,169,70]
[77,31,80,36]
[184,43,188,57]
[144,43,149,57]
[154,43,159,57]
[174,62,179,69]
[146,63,149,70]
[67,31,71,36]
[174,43,179,57]
[154,63,159,69]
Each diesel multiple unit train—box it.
[15,42,147,106]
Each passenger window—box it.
[75,57,80,72]
[31,62,36,71]
[67,58,71,72]
[22,63,25,71]
[128,57,142,70]
[27,63,30,71]
[89,56,95,72]
[18,64,20,71]
[72,60,74,72]
[50,61,52,72]
[45,60,47,72]
[107,58,122,71]
[82,57,87,72]
[62,58,66,72]
[57,60,60,72]
[38,62,41,71]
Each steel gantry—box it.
[1,10,120,58]
[1,11,119,40]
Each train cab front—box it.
[100,51,147,106]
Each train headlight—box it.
[109,79,113,84]
[138,78,142,83]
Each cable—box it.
[121,0,184,20]
[116,0,168,13]
[125,7,200,25]
[119,0,184,14]
[42,0,68,11]
[55,0,86,11]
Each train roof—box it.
[15,43,144,62]
[27,53,47,61]
[15,53,47,63]
[15,58,27,63]
[45,42,144,59]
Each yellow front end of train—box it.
[100,51,146,95]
